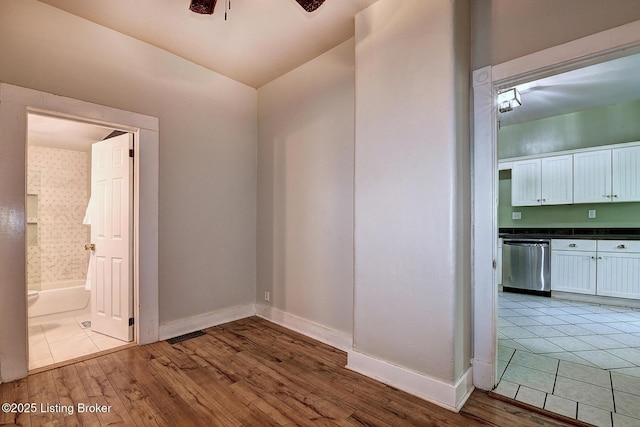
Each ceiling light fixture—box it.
[295,0,326,12]
[189,0,326,17]
[189,0,217,15]
[498,88,522,113]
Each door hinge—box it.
[129,317,134,326]
[492,259,497,269]
[129,149,134,158]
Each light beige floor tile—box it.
[554,376,614,411]
[573,350,635,370]
[611,367,640,379]
[540,351,598,368]
[613,390,640,419]
[90,334,128,351]
[515,386,546,408]
[557,360,611,388]
[499,339,531,352]
[493,379,519,399]
[607,348,640,366]
[43,322,87,344]
[546,336,597,352]
[577,403,612,427]
[544,394,577,419]
[498,345,515,362]
[48,334,99,362]
[612,412,640,427]
[502,363,556,393]
[29,337,52,360]
[513,337,565,354]
[611,371,640,396]
[510,350,559,374]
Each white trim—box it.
[0,83,159,382]
[159,304,257,341]
[347,351,474,412]
[471,20,640,393]
[255,304,353,352]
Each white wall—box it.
[0,0,256,326]
[351,0,471,409]
[257,39,355,337]
[472,0,640,69]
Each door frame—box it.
[471,20,640,390]
[0,83,159,382]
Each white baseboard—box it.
[255,304,352,352]
[158,303,256,340]
[347,351,474,412]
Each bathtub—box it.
[28,280,90,321]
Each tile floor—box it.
[28,314,129,370]
[495,291,640,427]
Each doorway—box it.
[0,83,159,383]
[471,17,640,427]
[26,114,134,370]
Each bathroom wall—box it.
[27,146,90,288]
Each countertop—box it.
[499,228,640,240]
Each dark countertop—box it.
[499,228,640,240]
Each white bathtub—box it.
[28,280,90,321]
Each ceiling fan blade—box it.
[295,0,326,13]
[190,0,217,14]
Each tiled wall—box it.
[27,146,90,288]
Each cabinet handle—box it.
[591,256,596,260]
[617,244,627,249]
[569,243,577,248]
[613,194,619,198]
[598,256,603,260]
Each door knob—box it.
[84,243,96,251]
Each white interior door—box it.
[90,133,133,342]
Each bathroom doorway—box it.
[26,113,133,370]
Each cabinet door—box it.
[512,158,541,206]
[541,155,573,205]
[551,251,596,294]
[573,150,611,203]
[597,252,640,299]
[612,145,640,202]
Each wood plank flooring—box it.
[1,317,580,426]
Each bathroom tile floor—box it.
[496,292,640,427]
[28,314,129,370]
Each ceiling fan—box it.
[189,0,326,15]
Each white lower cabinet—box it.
[596,240,640,299]
[551,240,597,295]
[551,239,640,299]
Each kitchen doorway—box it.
[472,18,640,427]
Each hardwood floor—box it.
[1,317,580,426]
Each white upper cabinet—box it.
[541,155,573,205]
[511,158,541,206]
[573,149,612,203]
[512,155,572,206]
[612,145,640,202]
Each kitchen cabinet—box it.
[612,145,640,202]
[551,239,597,295]
[596,240,640,299]
[511,155,573,206]
[574,145,640,203]
[573,150,611,203]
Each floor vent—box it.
[80,320,91,329]
[166,330,206,344]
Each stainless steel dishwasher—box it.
[502,238,551,295]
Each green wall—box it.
[499,99,640,159]
[499,170,640,228]
[498,99,640,228]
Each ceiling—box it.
[37,0,379,88]
[499,52,640,126]
[28,114,114,152]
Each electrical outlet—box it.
[264,291,270,302]
[588,210,596,219]
[512,212,522,220]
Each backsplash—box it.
[27,146,90,287]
